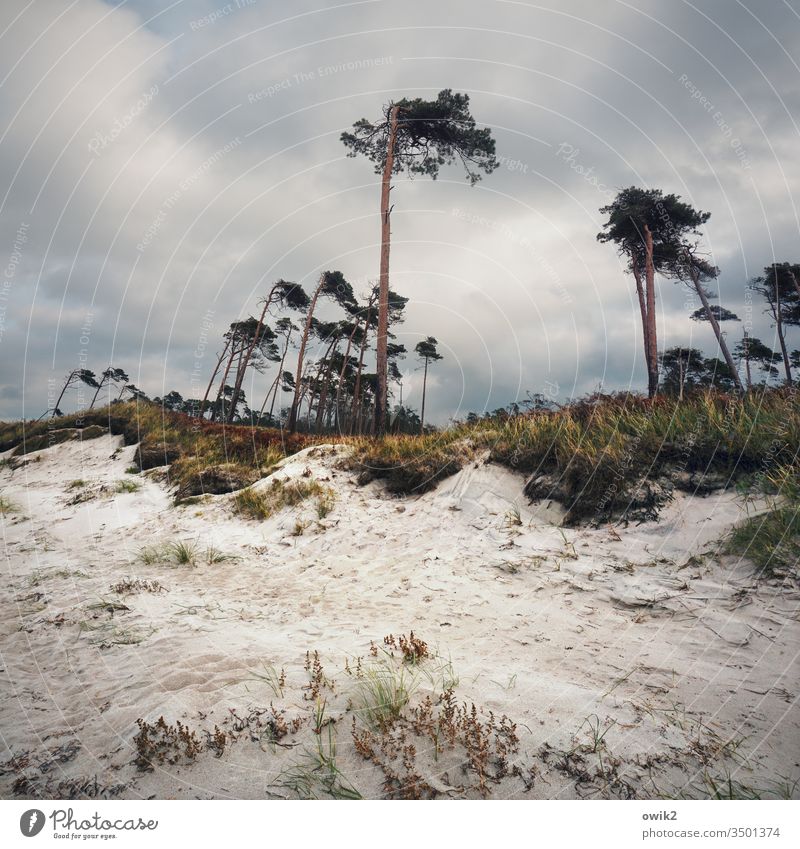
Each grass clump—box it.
[725,467,799,577]
[233,477,335,521]
[345,433,469,494]
[0,494,19,515]
[137,539,232,567]
[115,479,140,493]
[353,659,416,729]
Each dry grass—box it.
[233,477,335,521]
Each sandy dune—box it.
[1,433,798,799]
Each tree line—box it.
[45,90,799,431]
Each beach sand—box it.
[1,433,798,799]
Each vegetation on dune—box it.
[233,477,335,521]
[725,467,800,578]
[0,401,311,498]
[347,388,799,526]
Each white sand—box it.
[1,433,798,799]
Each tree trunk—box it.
[642,224,659,398]
[314,337,339,433]
[288,276,323,431]
[200,340,230,418]
[260,330,292,421]
[420,357,428,434]
[374,104,400,436]
[689,268,744,393]
[211,342,238,422]
[350,306,372,435]
[334,318,360,432]
[774,268,793,386]
[788,267,800,300]
[53,373,75,417]
[227,284,283,422]
[631,261,650,382]
[89,377,106,409]
[743,335,752,389]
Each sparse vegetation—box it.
[233,477,335,521]
[115,478,140,493]
[725,467,799,577]
[137,539,227,567]
[0,494,19,515]
[111,578,166,595]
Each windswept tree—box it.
[258,316,298,422]
[665,241,743,393]
[342,89,498,433]
[89,367,129,408]
[288,271,356,432]
[598,188,710,397]
[660,347,706,400]
[751,263,800,386]
[226,281,309,422]
[733,334,783,387]
[51,369,99,417]
[415,337,443,432]
[207,318,279,422]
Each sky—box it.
[0,0,798,424]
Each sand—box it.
[1,433,798,799]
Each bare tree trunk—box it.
[315,338,340,433]
[643,224,659,398]
[742,333,752,389]
[211,343,238,422]
[288,276,323,432]
[788,267,800,300]
[334,317,360,432]
[89,375,108,409]
[689,268,744,393]
[350,307,372,435]
[259,329,292,421]
[773,268,793,386]
[375,104,400,436]
[200,340,230,418]
[53,372,75,417]
[420,357,428,433]
[632,262,650,383]
[227,284,284,422]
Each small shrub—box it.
[111,578,166,594]
[133,717,204,770]
[384,632,429,665]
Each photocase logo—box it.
[19,809,46,837]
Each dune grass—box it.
[0,494,19,515]
[346,389,800,524]
[1,389,796,529]
[725,467,800,577]
[233,477,336,521]
[0,401,314,497]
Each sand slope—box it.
[1,434,798,799]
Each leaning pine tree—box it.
[414,336,443,433]
[341,90,498,434]
[598,188,712,398]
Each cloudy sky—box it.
[1,0,798,423]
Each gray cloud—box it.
[1,0,798,422]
